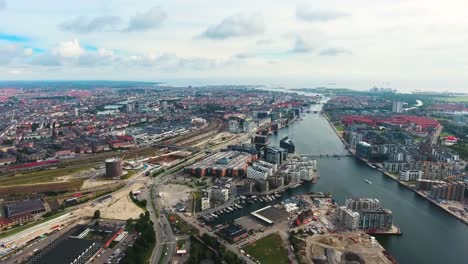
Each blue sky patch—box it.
[32,47,45,53]
[84,44,98,51]
[0,33,30,43]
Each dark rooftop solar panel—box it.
[5,199,45,218]
[28,238,102,264]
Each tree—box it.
[94,210,101,219]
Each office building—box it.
[263,146,287,165]
[210,186,229,205]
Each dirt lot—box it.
[100,194,144,220]
[307,233,393,264]
[158,184,193,208]
[81,178,122,189]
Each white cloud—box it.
[126,6,167,32]
[319,48,351,56]
[200,14,265,39]
[0,43,21,64]
[296,6,348,22]
[1,0,468,92]
[59,16,122,33]
[291,37,313,53]
[125,52,221,71]
[52,39,84,58]
[8,68,25,75]
[98,48,115,57]
[23,48,33,56]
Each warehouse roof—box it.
[5,199,45,218]
[28,238,101,264]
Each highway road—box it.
[148,175,176,264]
[147,132,252,264]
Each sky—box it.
[0,0,467,92]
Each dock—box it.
[366,225,402,236]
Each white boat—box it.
[365,179,372,184]
[227,207,234,212]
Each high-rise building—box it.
[429,182,465,201]
[359,208,393,231]
[161,100,168,111]
[263,146,287,165]
[346,198,380,212]
[337,206,360,230]
[356,141,372,157]
[399,170,423,181]
[415,179,446,191]
[201,190,211,211]
[210,186,229,205]
[392,101,404,113]
[346,132,363,149]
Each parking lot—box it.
[90,233,137,264]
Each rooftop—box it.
[27,238,101,264]
[5,198,45,218]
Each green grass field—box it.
[244,233,290,264]
[334,125,345,132]
[436,96,468,103]
[120,169,138,180]
[440,131,455,138]
[0,163,95,186]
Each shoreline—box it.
[323,112,468,225]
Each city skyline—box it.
[1,0,468,92]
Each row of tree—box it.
[121,212,156,264]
